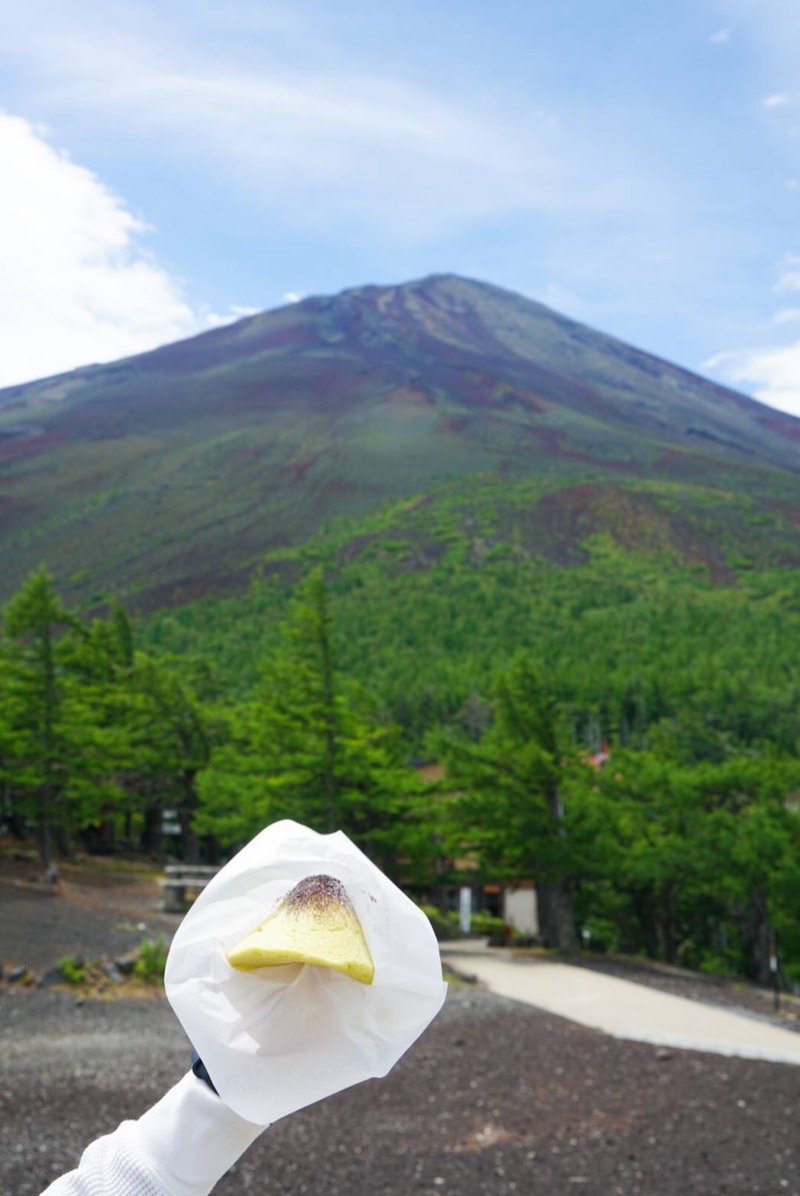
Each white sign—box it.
[459,886,472,935]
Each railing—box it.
[160,864,220,912]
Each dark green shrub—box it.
[57,955,86,985]
[134,937,168,983]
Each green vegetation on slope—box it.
[3,467,800,989]
[141,473,800,984]
[140,475,800,752]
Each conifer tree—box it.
[0,572,155,863]
[197,569,419,873]
[0,570,112,864]
[444,656,583,950]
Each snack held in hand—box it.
[166,820,446,1125]
[226,873,375,985]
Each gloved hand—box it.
[41,1066,265,1196]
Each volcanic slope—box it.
[1,274,798,607]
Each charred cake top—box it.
[281,874,353,915]
[226,871,374,983]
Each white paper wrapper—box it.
[165,820,447,1125]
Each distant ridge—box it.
[1,273,798,608]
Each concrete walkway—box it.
[440,942,800,1066]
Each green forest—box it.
[3,476,800,992]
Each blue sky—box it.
[2,0,800,416]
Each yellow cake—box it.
[226,873,374,985]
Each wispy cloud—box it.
[705,341,800,418]
[704,257,800,416]
[762,91,790,108]
[205,304,260,328]
[0,2,702,387]
[0,3,657,243]
[3,0,791,410]
[0,113,203,388]
[775,254,800,292]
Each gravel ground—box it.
[2,855,800,1195]
[0,855,179,972]
[2,985,800,1196]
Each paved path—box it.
[441,943,800,1066]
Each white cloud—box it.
[282,292,303,304]
[0,113,202,388]
[704,342,800,417]
[705,250,800,417]
[710,27,732,44]
[205,303,260,328]
[762,91,789,108]
[775,254,800,292]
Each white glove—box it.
[41,1072,263,1196]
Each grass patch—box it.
[57,955,87,985]
[133,937,168,984]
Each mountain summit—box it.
[1,274,798,606]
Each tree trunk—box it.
[659,883,678,965]
[141,804,162,855]
[202,834,221,865]
[38,811,53,870]
[179,771,200,863]
[632,887,660,959]
[743,887,772,986]
[537,878,577,951]
[54,822,71,859]
[180,817,200,864]
[536,781,577,951]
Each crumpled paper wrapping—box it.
[164,820,447,1125]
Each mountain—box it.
[1,273,799,608]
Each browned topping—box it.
[281,874,352,915]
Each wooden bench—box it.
[161,865,220,912]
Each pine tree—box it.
[197,569,419,873]
[1,570,102,864]
[444,656,583,950]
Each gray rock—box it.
[37,968,64,988]
[101,962,124,984]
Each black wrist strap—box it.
[191,1049,218,1095]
